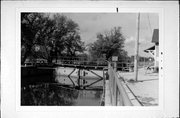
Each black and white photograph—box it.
[21,12,159,106]
[1,1,179,118]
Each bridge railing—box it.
[56,59,108,67]
[108,62,133,106]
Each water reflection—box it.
[74,90,102,106]
[21,84,79,106]
[21,67,103,106]
[21,83,102,106]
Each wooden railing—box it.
[58,60,107,66]
[108,62,133,106]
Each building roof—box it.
[152,29,159,43]
[144,45,155,53]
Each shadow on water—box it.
[21,84,102,106]
[21,67,103,106]
[74,90,102,106]
[21,84,79,106]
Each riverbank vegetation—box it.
[21,13,85,64]
[21,13,130,65]
[21,13,135,66]
[87,27,128,61]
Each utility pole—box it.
[134,13,140,81]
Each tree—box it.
[52,14,85,58]
[21,13,55,64]
[63,32,85,56]
[21,13,85,64]
[88,27,126,61]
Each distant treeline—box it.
[21,13,150,65]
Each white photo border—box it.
[1,1,179,118]
[16,7,163,111]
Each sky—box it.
[63,13,159,57]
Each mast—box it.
[134,13,140,81]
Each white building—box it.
[144,29,159,71]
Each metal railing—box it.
[53,57,108,68]
[53,56,153,71]
[108,62,133,106]
[58,60,108,66]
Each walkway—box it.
[105,68,158,106]
[105,79,142,106]
[117,68,159,106]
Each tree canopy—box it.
[88,27,128,61]
[21,13,85,64]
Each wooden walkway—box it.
[105,71,142,106]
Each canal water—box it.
[74,90,102,106]
[21,67,103,106]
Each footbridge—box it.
[54,57,142,106]
[22,56,143,106]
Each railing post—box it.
[118,91,123,105]
[114,72,133,106]
[103,69,105,99]
[112,69,115,106]
[114,74,117,105]
[109,66,111,102]
[114,62,117,72]
[108,62,112,104]
[112,62,118,106]
[108,60,133,106]
[116,86,119,105]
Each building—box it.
[144,29,159,72]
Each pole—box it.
[134,13,140,81]
[114,62,117,72]
[78,68,81,87]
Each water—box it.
[21,67,103,106]
[74,90,102,106]
[54,67,103,106]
